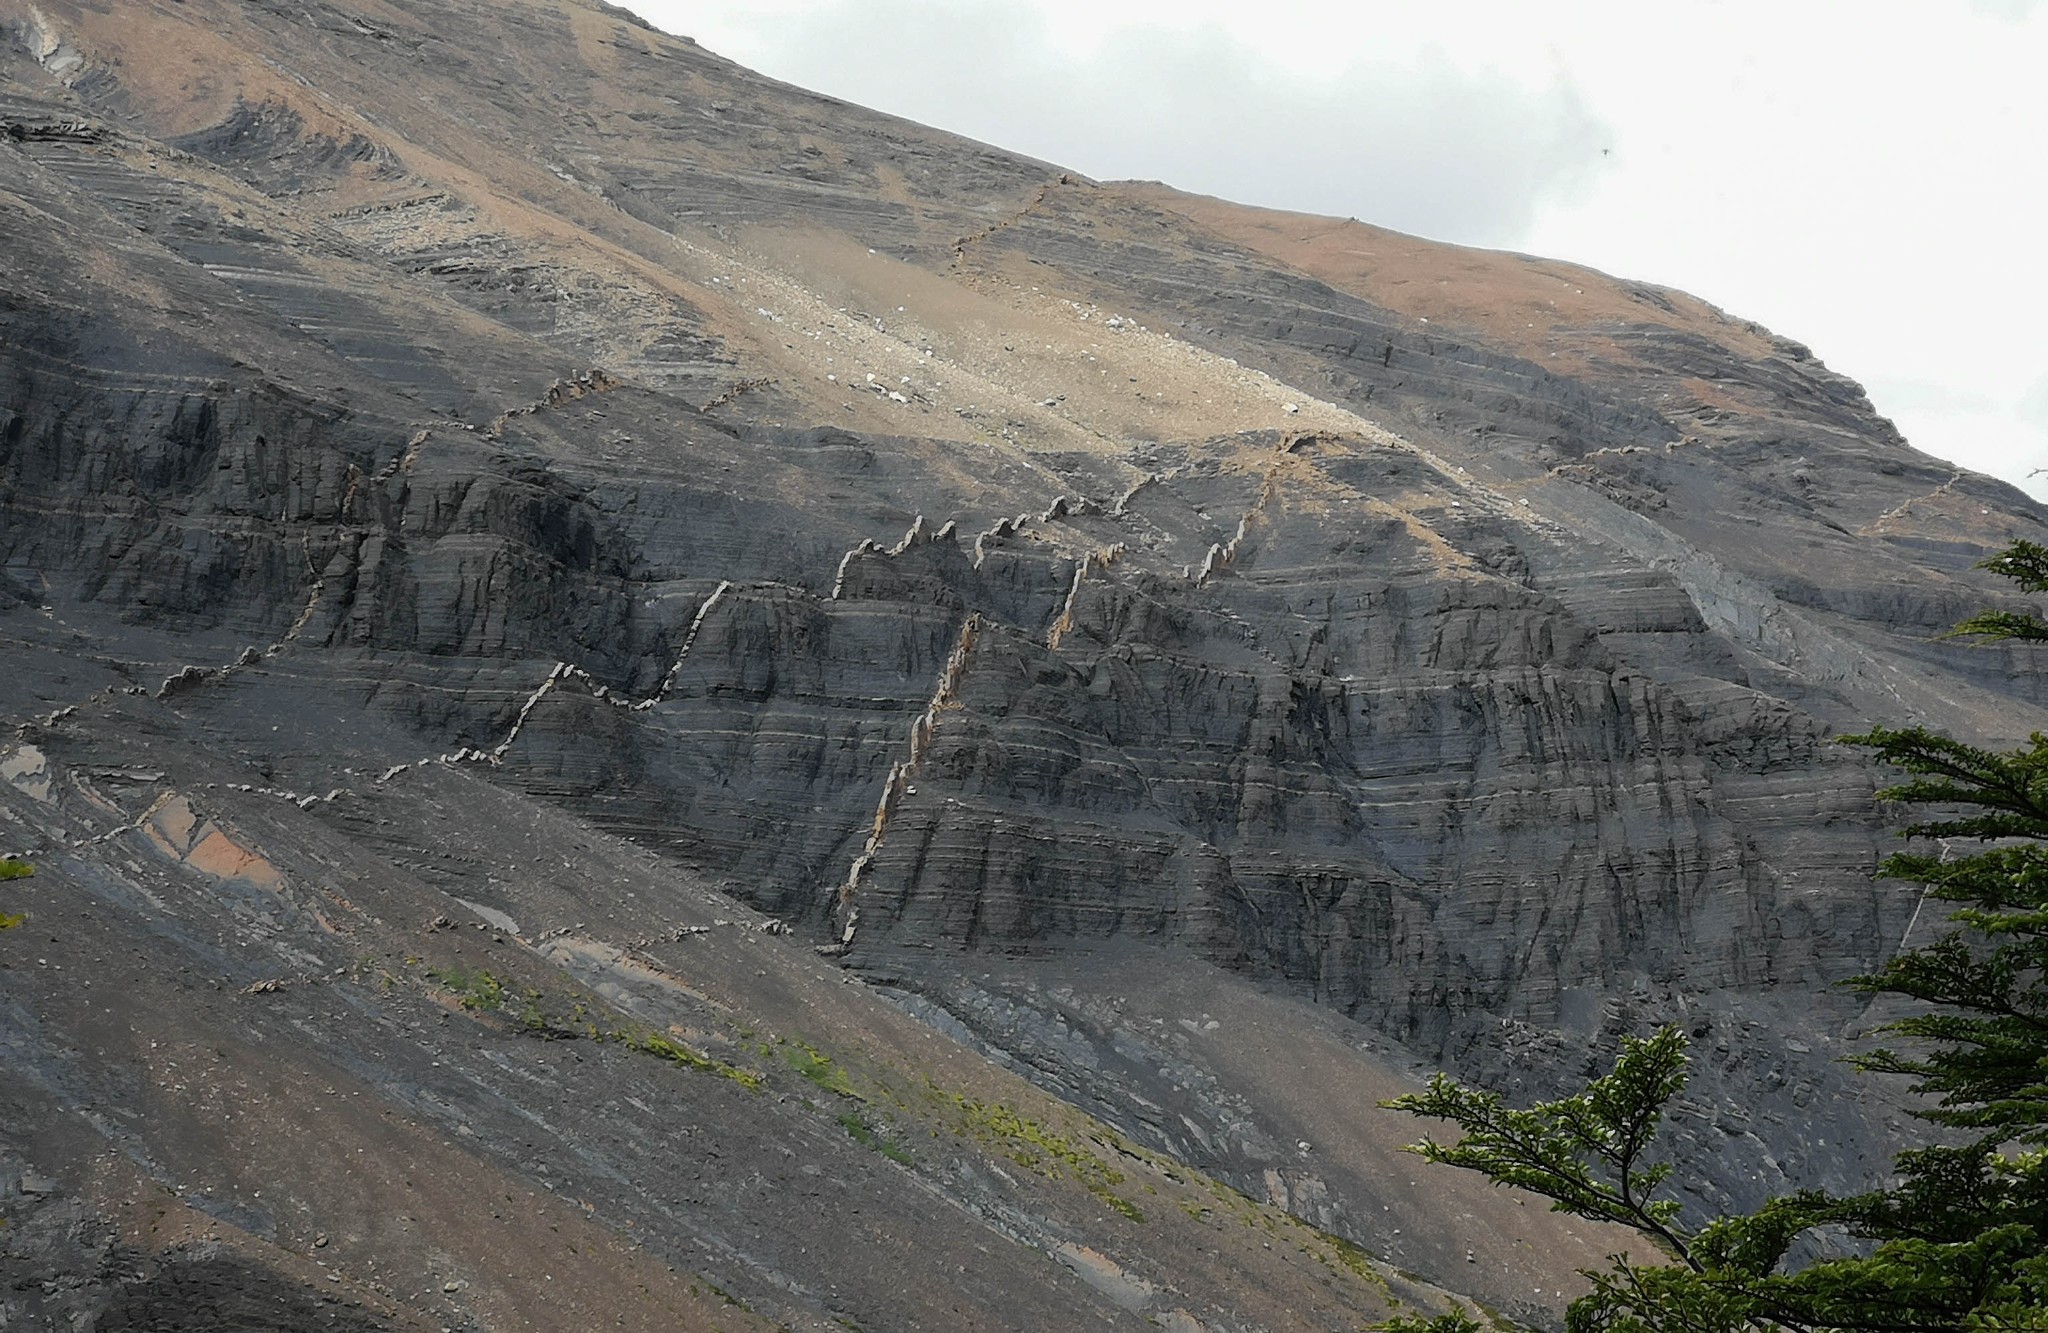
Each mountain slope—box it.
[3,2,2043,1329]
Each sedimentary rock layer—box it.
[2,1,2043,1327]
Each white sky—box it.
[628,1,2048,502]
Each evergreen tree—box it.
[1384,543,2048,1333]
[1946,540,2048,644]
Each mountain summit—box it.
[2,2,2041,1329]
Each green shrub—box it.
[427,965,506,1012]
[780,1039,858,1098]
[634,1030,764,1091]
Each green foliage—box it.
[428,965,506,1012]
[836,1110,913,1164]
[1385,542,2048,1332]
[1375,1310,1488,1333]
[1979,541,2048,595]
[780,1039,859,1098]
[1316,1228,1395,1301]
[1,855,32,928]
[631,1029,765,1092]
[1840,726,2048,1149]
[1946,609,2048,645]
[1390,1034,2045,1331]
[931,1085,1144,1221]
[1387,1028,1693,1261]
[1947,541,2048,643]
[426,963,763,1090]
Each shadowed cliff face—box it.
[2,1,2043,1329]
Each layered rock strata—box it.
[3,1,2044,1326]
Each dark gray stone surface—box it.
[2,1,2044,1327]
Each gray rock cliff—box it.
[1,1,2042,1328]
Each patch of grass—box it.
[780,1039,858,1098]
[694,1277,750,1311]
[1307,1227,1393,1300]
[1201,1174,1276,1228]
[929,1086,1144,1222]
[422,963,763,1091]
[1325,1232,1381,1280]
[630,1028,765,1092]
[516,988,549,1032]
[836,1110,913,1165]
[1102,1187,1146,1222]
[1184,1170,1397,1299]
[1373,1313,1488,1333]
[1196,1170,1397,1301]
[428,965,505,1012]
[1095,1188,1145,1223]
[1,855,33,926]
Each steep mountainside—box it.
[3,2,2044,1330]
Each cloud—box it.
[647,0,1613,246]
[2022,374,2048,432]
[1872,379,2006,417]
[1868,374,2048,502]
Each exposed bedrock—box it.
[0,283,1945,1246]
[0,316,1915,1038]
[8,3,2048,1308]
[0,329,649,675]
[838,565,1900,1027]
